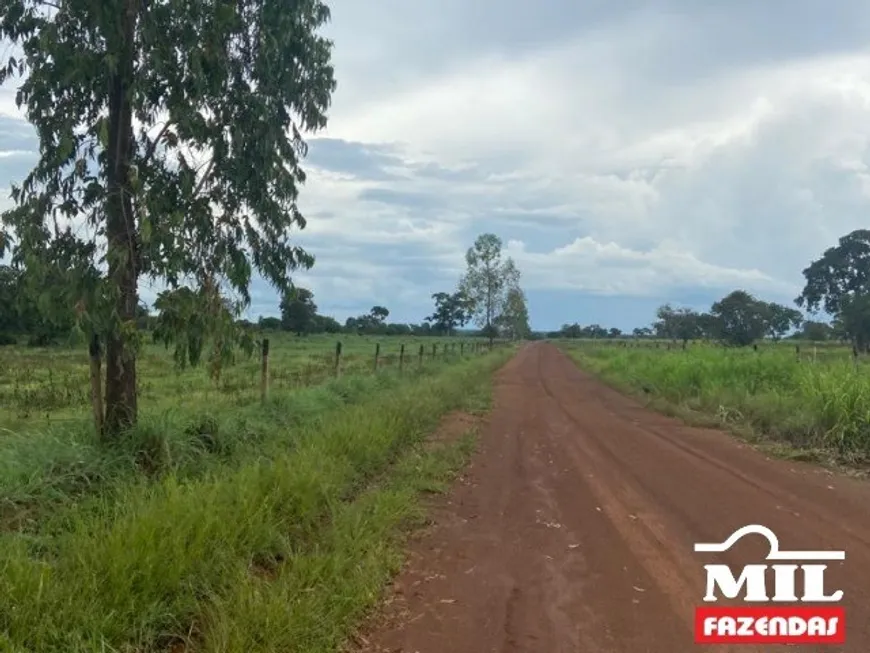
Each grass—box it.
[0,334,511,652]
[0,335,493,535]
[557,339,870,464]
[0,333,480,431]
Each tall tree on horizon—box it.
[460,233,520,344]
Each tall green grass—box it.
[0,356,481,535]
[0,348,510,652]
[562,343,870,459]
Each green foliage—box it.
[797,229,870,315]
[798,320,834,342]
[764,302,803,341]
[460,233,522,340]
[557,323,609,338]
[710,290,769,347]
[280,286,318,335]
[344,306,395,335]
[0,0,337,431]
[370,305,389,323]
[0,347,509,652]
[496,286,530,340]
[152,284,254,381]
[563,341,870,461]
[425,291,471,335]
[653,304,702,343]
[838,295,870,352]
[797,230,870,350]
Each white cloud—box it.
[5,1,870,328]
[504,236,796,297]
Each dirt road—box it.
[358,342,870,652]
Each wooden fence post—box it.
[260,338,270,403]
[373,342,380,372]
[418,344,424,365]
[399,343,405,373]
[334,341,342,377]
[89,334,104,437]
[795,344,800,361]
[432,343,437,359]
[461,342,464,356]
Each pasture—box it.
[0,333,512,652]
[558,338,870,463]
[0,333,484,431]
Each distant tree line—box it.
[549,290,848,347]
[257,232,532,341]
[549,230,870,350]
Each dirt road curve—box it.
[358,342,870,653]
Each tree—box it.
[654,304,701,345]
[696,312,719,341]
[838,295,870,352]
[582,324,608,338]
[460,234,520,344]
[608,327,622,338]
[710,290,768,347]
[632,326,652,338]
[764,302,803,341]
[258,316,282,331]
[311,314,341,333]
[152,284,254,382]
[369,305,389,325]
[425,291,471,335]
[797,229,870,351]
[280,287,317,336]
[495,287,530,340]
[0,0,336,435]
[797,320,833,342]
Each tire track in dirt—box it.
[356,343,870,652]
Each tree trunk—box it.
[103,0,140,437]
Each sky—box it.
[2,1,870,331]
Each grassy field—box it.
[0,334,483,430]
[557,339,870,464]
[0,334,511,652]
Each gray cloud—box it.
[4,1,870,330]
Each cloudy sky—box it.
[3,0,870,330]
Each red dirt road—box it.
[360,342,870,652]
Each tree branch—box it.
[141,121,171,166]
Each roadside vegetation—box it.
[552,228,870,466]
[560,340,870,465]
[0,346,511,652]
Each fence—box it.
[258,338,504,402]
[556,337,867,368]
[0,337,511,425]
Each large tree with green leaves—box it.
[796,229,870,351]
[496,286,530,340]
[653,304,701,345]
[0,0,336,434]
[764,302,803,341]
[710,290,769,347]
[425,290,471,335]
[280,286,317,336]
[460,233,520,344]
